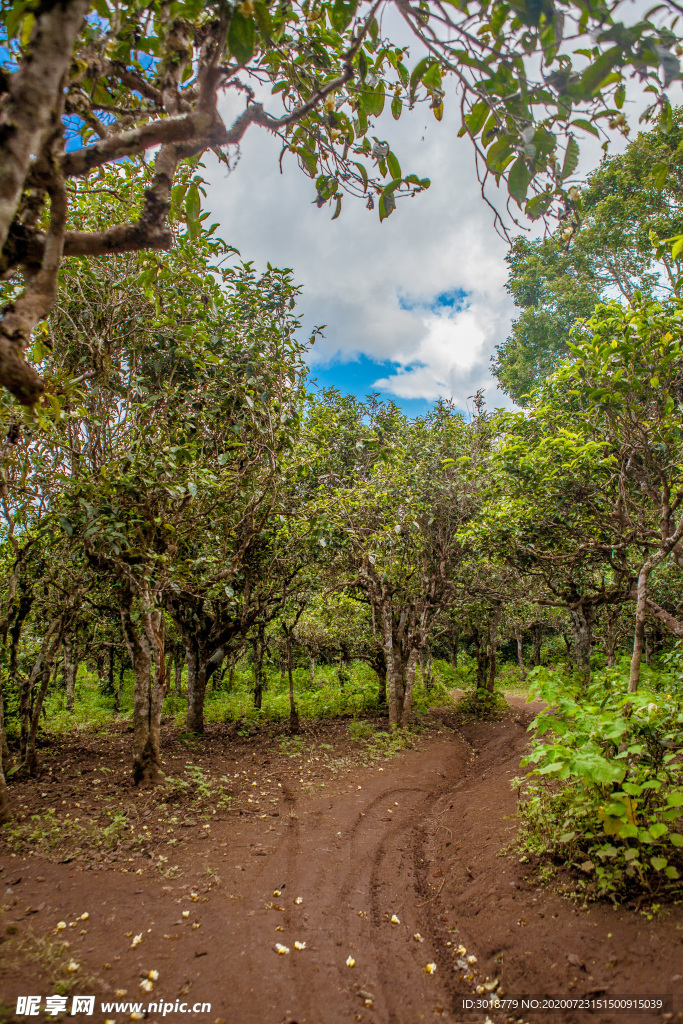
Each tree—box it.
[482,391,635,685]
[2,0,681,404]
[557,296,683,691]
[318,397,480,726]
[493,111,683,404]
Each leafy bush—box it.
[453,687,508,719]
[349,720,374,739]
[518,667,683,900]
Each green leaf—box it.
[409,56,431,100]
[651,856,668,870]
[353,161,368,191]
[387,151,402,180]
[577,46,623,97]
[652,162,669,189]
[228,12,255,65]
[561,137,580,180]
[465,100,489,137]
[423,62,442,92]
[363,81,385,117]
[331,0,358,31]
[665,865,680,879]
[508,156,529,204]
[379,190,396,221]
[391,94,402,120]
[186,183,201,225]
[669,833,683,847]
[5,2,28,39]
[570,118,599,138]
[649,822,668,839]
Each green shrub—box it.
[518,667,683,900]
[453,687,508,719]
[349,720,374,739]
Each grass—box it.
[33,658,456,736]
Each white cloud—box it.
[205,85,522,412]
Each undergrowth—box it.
[516,664,683,902]
[34,660,454,736]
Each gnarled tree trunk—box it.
[514,627,526,679]
[570,605,594,688]
[400,649,419,726]
[185,640,208,734]
[0,670,12,823]
[121,599,166,785]
[532,624,542,667]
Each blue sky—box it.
[307,353,432,416]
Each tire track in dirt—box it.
[270,735,473,1024]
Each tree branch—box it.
[0,0,89,253]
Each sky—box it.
[202,32,652,418]
[204,85,520,418]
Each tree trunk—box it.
[0,670,12,823]
[309,655,315,687]
[382,602,401,729]
[532,624,542,667]
[174,655,183,696]
[426,646,433,692]
[20,615,65,766]
[514,627,526,679]
[562,631,572,668]
[570,606,593,687]
[486,602,502,693]
[629,565,651,693]
[63,638,77,711]
[186,642,208,733]
[121,601,166,785]
[24,614,69,771]
[473,633,486,689]
[253,628,265,710]
[450,639,458,673]
[226,656,236,693]
[25,665,52,774]
[400,649,419,726]
[288,635,298,734]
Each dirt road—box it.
[1,701,682,1024]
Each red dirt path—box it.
[1,699,682,1024]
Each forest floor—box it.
[1,696,682,1024]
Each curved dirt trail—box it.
[2,702,683,1024]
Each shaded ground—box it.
[1,700,682,1024]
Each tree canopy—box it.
[493,110,683,404]
[2,0,683,404]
